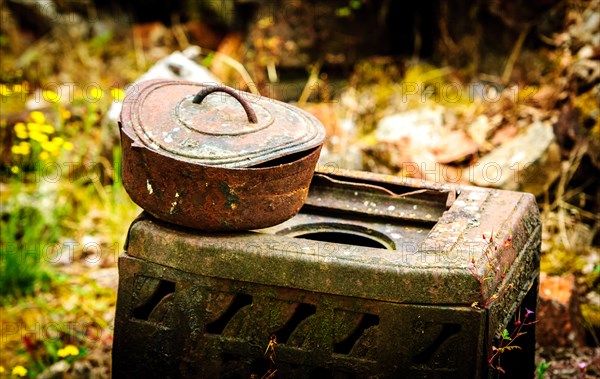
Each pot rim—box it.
[119,79,326,168]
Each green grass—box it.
[1,181,59,297]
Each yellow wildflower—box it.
[11,365,27,377]
[39,151,50,160]
[43,90,60,103]
[11,142,31,155]
[14,122,26,133]
[110,88,125,102]
[11,166,20,174]
[14,123,28,139]
[26,122,41,132]
[57,344,80,358]
[51,136,64,146]
[41,141,59,153]
[90,87,103,100]
[29,131,48,142]
[61,108,71,120]
[30,111,46,124]
[62,141,74,151]
[40,124,55,134]
[0,365,5,373]
[0,84,11,96]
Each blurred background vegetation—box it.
[0,0,598,377]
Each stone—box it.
[537,273,587,347]
[375,107,444,144]
[368,108,479,182]
[467,114,494,147]
[375,107,478,164]
[471,121,561,195]
[38,360,71,379]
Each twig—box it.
[298,60,323,107]
[560,178,595,205]
[412,14,422,61]
[188,45,259,95]
[502,23,532,85]
[547,140,588,252]
[550,140,587,211]
[438,1,458,54]
[208,49,260,95]
[557,208,573,251]
[558,200,600,222]
[266,61,278,83]
[132,27,146,71]
[171,20,190,50]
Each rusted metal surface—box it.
[192,86,258,124]
[113,168,540,378]
[302,172,456,222]
[118,80,326,231]
[120,79,325,167]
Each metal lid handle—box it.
[192,86,258,124]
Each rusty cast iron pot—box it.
[119,79,325,231]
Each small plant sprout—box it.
[536,361,551,379]
[488,307,538,373]
[468,231,517,309]
[468,231,538,374]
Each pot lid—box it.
[119,79,326,168]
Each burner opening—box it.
[293,231,390,250]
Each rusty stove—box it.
[113,168,540,378]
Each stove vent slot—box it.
[412,323,461,365]
[205,293,253,334]
[334,313,380,355]
[132,279,175,321]
[274,303,317,344]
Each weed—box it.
[1,85,138,297]
[1,181,59,297]
[488,307,537,373]
[18,338,87,378]
[1,106,76,297]
[468,231,515,309]
[468,231,538,374]
[537,360,551,379]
